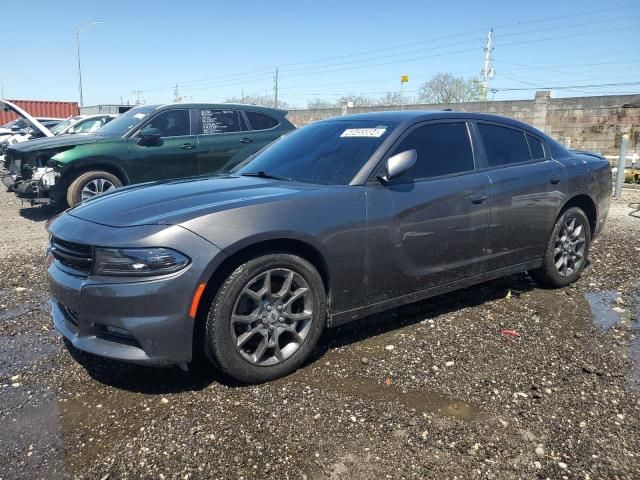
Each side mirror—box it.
[378,149,417,183]
[138,126,162,145]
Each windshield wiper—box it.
[240,171,289,181]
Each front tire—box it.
[205,253,326,384]
[530,207,591,288]
[66,170,122,207]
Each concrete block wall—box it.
[286,91,640,158]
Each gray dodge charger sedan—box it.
[46,111,611,383]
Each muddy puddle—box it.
[585,290,639,391]
[0,382,168,477]
[290,373,478,421]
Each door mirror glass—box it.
[139,126,162,145]
[379,149,417,183]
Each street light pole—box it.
[75,28,83,107]
[75,21,103,108]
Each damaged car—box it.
[5,103,294,206]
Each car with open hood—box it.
[46,111,611,383]
[6,103,294,206]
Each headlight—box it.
[93,247,190,276]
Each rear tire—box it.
[66,170,122,207]
[204,253,326,384]
[530,207,591,288]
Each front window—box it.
[95,106,156,137]
[144,109,191,137]
[389,122,475,181]
[236,119,397,185]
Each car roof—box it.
[328,110,538,130]
[150,103,288,116]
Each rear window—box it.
[477,123,531,167]
[200,109,243,134]
[526,134,545,159]
[246,111,279,130]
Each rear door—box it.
[473,121,566,271]
[126,108,199,183]
[365,120,492,304]
[195,108,256,174]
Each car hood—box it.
[8,133,106,153]
[0,99,53,138]
[67,175,317,228]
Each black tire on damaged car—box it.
[66,170,123,207]
[530,206,591,288]
[204,253,327,384]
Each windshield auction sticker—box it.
[340,127,387,138]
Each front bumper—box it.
[47,214,225,366]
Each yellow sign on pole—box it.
[400,75,409,83]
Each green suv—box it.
[6,104,294,206]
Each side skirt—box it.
[327,259,542,328]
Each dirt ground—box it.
[0,187,639,480]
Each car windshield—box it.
[236,119,397,185]
[94,106,155,137]
[50,118,77,134]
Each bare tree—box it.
[418,73,483,104]
[378,91,405,106]
[224,94,289,109]
[306,98,336,109]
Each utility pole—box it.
[173,83,182,103]
[241,89,244,103]
[0,78,4,99]
[132,90,143,105]
[274,67,279,109]
[480,28,494,101]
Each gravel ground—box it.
[0,188,639,480]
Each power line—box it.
[116,4,640,102]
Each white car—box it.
[49,114,117,136]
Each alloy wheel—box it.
[81,178,116,201]
[554,216,586,277]
[231,268,313,366]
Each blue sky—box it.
[2,0,639,107]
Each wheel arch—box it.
[557,193,598,237]
[191,237,332,358]
[60,159,130,187]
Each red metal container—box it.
[0,100,80,125]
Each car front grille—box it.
[50,236,93,276]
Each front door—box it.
[473,122,566,271]
[126,108,199,183]
[365,121,492,304]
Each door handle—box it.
[549,174,562,184]
[470,193,488,204]
[180,143,195,150]
[240,137,253,144]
